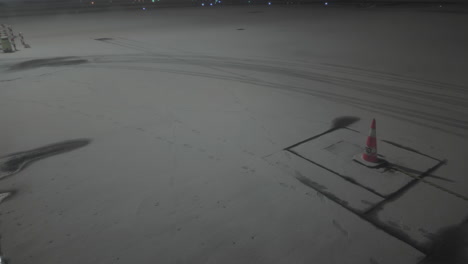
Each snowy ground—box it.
[0,5,468,264]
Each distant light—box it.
[219,0,221,2]
[91,1,94,4]
[142,7,146,10]
[201,2,204,5]
[324,2,328,5]
[210,2,213,5]
[152,0,155,2]
[268,1,271,5]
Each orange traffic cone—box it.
[353,119,385,168]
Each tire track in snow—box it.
[75,53,468,137]
[96,38,261,83]
[84,63,468,137]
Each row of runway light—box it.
[197,2,336,7]
[196,1,331,7]
[140,1,332,9]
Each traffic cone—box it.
[353,119,385,168]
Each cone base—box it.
[353,154,386,168]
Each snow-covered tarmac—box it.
[0,5,467,263]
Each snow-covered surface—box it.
[265,149,385,213]
[291,128,439,197]
[374,182,468,251]
[0,5,468,264]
